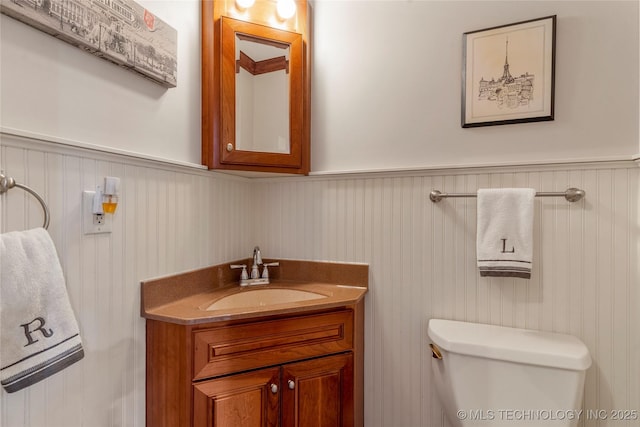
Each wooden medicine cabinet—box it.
[202,0,311,174]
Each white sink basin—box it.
[204,288,327,311]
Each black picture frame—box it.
[462,15,556,128]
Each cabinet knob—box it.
[288,380,295,390]
[226,143,234,152]
[270,383,278,394]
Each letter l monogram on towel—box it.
[476,188,536,279]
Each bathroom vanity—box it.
[141,260,367,427]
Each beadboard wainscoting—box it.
[0,135,253,427]
[252,163,639,427]
[1,134,638,427]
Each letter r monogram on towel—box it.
[501,238,515,253]
[20,317,54,347]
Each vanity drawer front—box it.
[193,309,353,380]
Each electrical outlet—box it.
[83,191,112,234]
[93,213,105,226]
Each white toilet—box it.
[428,319,591,426]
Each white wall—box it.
[0,136,252,427]
[0,0,202,165]
[1,1,639,426]
[2,143,638,427]
[254,162,640,427]
[312,0,639,172]
[2,1,637,172]
[253,161,640,427]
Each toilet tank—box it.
[428,319,592,427]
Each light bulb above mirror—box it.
[276,0,296,19]
[235,0,255,10]
[235,0,296,20]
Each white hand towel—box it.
[476,188,535,279]
[0,228,84,393]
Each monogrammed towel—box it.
[477,188,535,279]
[0,228,84,393]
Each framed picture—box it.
[1,0,177,88]
[462,15,556,128]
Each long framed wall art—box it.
[1,0,177,88]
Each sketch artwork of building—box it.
[477,39,534,109]
[1,0,177,87]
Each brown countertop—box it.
[141,259,368,325]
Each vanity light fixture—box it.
[276,0,296,20]
[235,0,255,10]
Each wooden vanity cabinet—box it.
[146,304,364,427]
[281,352,354,426]
[193,353,353,427]
[193,366,280,427]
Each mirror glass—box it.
[220,17,303,168]
[235,34,291,153]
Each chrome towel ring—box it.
[0,173,50,230]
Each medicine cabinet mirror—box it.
[202,1,310,175]
[235,31,291,154]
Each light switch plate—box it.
[83,191,112,234]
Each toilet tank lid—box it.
[428,319,592,371]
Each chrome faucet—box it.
[230,246,278,286]
[251,246,263,279]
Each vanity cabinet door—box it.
[281,352,354,427]
[193,367,280,427]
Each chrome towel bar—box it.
[429,188,585,203]
[0,173,50,229]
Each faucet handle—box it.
[230,264,248,281]
[261,262,280,279]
